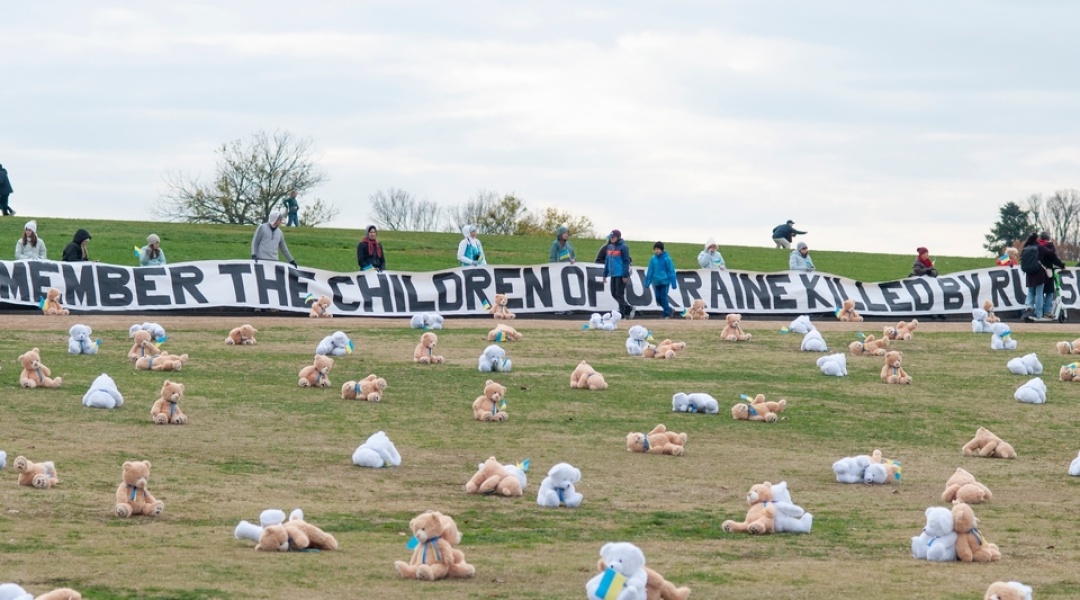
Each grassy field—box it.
[3,313,1080,599]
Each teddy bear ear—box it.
[32,347,40,353]
[142,460,152,469]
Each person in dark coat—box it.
[356,225,385,272]
[771,220,806,249]
[62,229,92,262]
[0,163,13,216]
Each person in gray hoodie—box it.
[788,241,816,272]
[697,238,726,270]
[251,210,297,266]
[457,224,486,267]
[549,226,576,264]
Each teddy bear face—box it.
[923,506,954,537]
[48,288,62,301]
[121,460,153,489]
[420,332,437,349]
[160,380,184,402]
[951,502,978,532]
[18,348,42,369]
[409,510,446,543]
[483,379,506,403]
[598,542,645,577]
[132,330,153,346]
[627,325,648,341]
[726,313,741,326]
[625,432,648,452]
[69,324,92,341]
[240,324,257,338]
[746,482,774,504]
[546,463,581,488]
[884,351,903,368]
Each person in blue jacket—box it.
[601,229,633,319]
[789,241,816,271]
[644,241,678,318]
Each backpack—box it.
[1020,245,1041,274]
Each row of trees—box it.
[985,190,1080,260]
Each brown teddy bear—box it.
[135,351,188,371]
[880,351,912,384]
[42,287,70,316]
[984,581,1032,600]
[308,294,333,318]
[952,502,1001,562]
[721,482,778,534]
[413,332,445,364]
[835,298,863,322]
[941,467,992,504]
[484,323,522,342]
[151,380,187,425]
[472,379,508,421]
[894,319,919,341]
[225,324,258,345]
[962,427,1016,459]
[683,298,709,320]
[626,424,687,456]
[18,348,62,388]
[14,455,60,489]
[730,394,786,422]
[298,355,334,387]
[128,329,163,361]
[1061,363,1080,381]
[983,300,1000,324]
[464,456,525,496]
[849,333,888,357]
[488,293,515,320]
[114,460,164,518]
[596,556,692,600]
[394,510,475,580]
[1056,339,1080,355]
[720,314,751,342]
[570,360,608,390]
[256,511,339,552]
[341,374,387,401]
[643,339,687,359]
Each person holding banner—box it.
[909,247,937,277]
[138,234,167,266]
[457,224,486,267]
[62,228,92,262]
[357,225,385,272]
[251,211,297,267]
[549,226,576,264]
[788,241,815,272]
[14,220,46,261]
[697,238,726,270]
[602,229,634,319]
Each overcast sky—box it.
[3,1,1078,258]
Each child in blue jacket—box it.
[644,241,678,318]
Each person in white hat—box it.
[139,233,167,266]
[250,210,297,266]
[14,220,46,260]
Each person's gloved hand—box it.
[471,260,479,266]
[251,254,258,262]
[290,260,298,268]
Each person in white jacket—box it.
[14,220,47,260]
[457,224,486,267]
[697,238,726,269]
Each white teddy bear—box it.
[816,353,847,377]
[800,330,828,352]
[536,462,583,508]
[409,313,443,330]
[352,431,402,468]
[671,392,719,414]
[768,481,814,533]
[1006,353,1042,375]
[911,506,958,562]
[971,308,991,333]
[1070,451,1080,476]
[1014,377,1047,404]
[129,322,166,343]
[82,373,124,409]
[832,454,871,483]
[234,508,291,544]
[625,325,651,356]
[315,331,353,357]
[0,450,6,470]
[586,542,648,600]
[478,344,512,373]
[67,324,98,355]
[985,581,1033,600]
[601,311,621,330]
[990,323,1017,350]
[787,315,815,334]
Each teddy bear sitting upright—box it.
[413,332,445,364]
[127,330,162,361]
[984,581,1033,600]
[835,298,863,322]
[880,351,912,384]
[114,460,164,518]
[478,344,512,373]
[315,331,352,356]
[983,300,1000,324]
[135,351,187,371]
[971,308,991,333]
[465,456,526,496]
[42,288,69,316]
[585,542,649,600]
[962,427,1016,459]
[151,380,187,425]
[990,322,1017,350]
[472,379,509,421]
[298,355,334,388]
[849,333,888,357]
[352,431,402,468]
[487,293,515,320]
[14,455,60,489]
[721,313,751,341]
[82,373,124,409]
[18,348,61,388]
[683,298,709,320]
[536,462,583,508]
[225,324,258,345]
[952,502,1001,562]
[485,323,522,342]
[67,324,98,355]
[308,294,333,318]
[570,361,608,390]
[625,325,652,356]
[941,467,992,504]
[671,392,719,414]
[626,424,687,456]
[341,374,387,401]
[722,481,811,535]
[911,506,958,562]
[394,510,474,581]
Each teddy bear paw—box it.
[116,504,132,518]
[172,415,187,425]
[21,381,35,388]
[32,475,50,489]
[721,520,735,532]
[150,502,164,517]
[495,413,508,421]
[154,415,168,425]
[366,393,381,403]
[416,565,434,580]
[670,446,684,456]
[748,523,766,535]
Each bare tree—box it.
[368,188,443,231]
[1027,189,1080,259]
[445,189,498,232]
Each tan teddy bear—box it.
[1056,339,1080,355]
[413,332,445,364]
[114,460,164,518]
[984,581,1032,600]
[962,427,1016,459]
[835,298,863,322]
[570,360,608,390]
[643,339,687,359]
[465,456,525,496]
[880,351,912,384]
[683,298,709,320]
[308,294,333,318]
[150,380,187,425]
[849,333,888,357]
[225,324,258,345]
[952,502,1001,562]
[730,394,786,422]
[720,313,751,342]
[472,379,508,421]
[596,557,692,600]
[256,511,339,552]
[394,510,475,580]
[721,482,778,534]
[982,300,1000,324]
[41,287,70,316]
[488,293,515,320]
[18,348,62,388]
[626,424,687,456]
[127,329,163,361]
[14,455,60,489]
[298,355,334,387]
[941,467,993,504]
[1061,363,1080,381]
[341,374,387,401]
[894,319,919,341]
[135,352,188,371]
[484,323,522,342]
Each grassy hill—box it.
[2,217,992,282]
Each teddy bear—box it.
[594,554,692,600]
[1007,353,1043,375]
[584,312,606,331]
[41,288,69,316]
[720,482,776,534]
[720,313,751,341]
[952,502,1001,562]
[984,581,1033,600]
[409,312,444,330]
[1056,338,1080,354]
[486,293,515,320]
[1070,450,1080,476]
[151,380,187,425]
[0,450,5,470]
[256,509,339,552]
[315,331,352,356]
[849,332,888,357]
[585,542,648,600]
[671,392,719,414]
[800,330,828,352]
[233,508,288,546]
[1014,377,1047,404]
[478,344,512,373]
[643,339,686,359]
[817,353,848,376]
[941,467,993,504]
[766,480,814,533]
[135,351,187,371]
[224,324,258,345]
[0,584,82,600]
[962,427,1017,459]
[911,506,958,562]
[413,332,445,364]
[600,311,621,330]
[971,308,991,333]
[895,319,919,340]
[730,394,786,422]
[114,460,164,518]
[13,455,60,489]
[880,351,912,384]
[352,430,402,468]
[983,300,1000,324]
[129,322,166,343]
[394,510,474,581]
[465,456,526,496]
[298,355,334,388]
[307,294,333,318]
[341,374,387,402]
[683,298,709,320]
[990,322,1017,350]
[863,448,902,484]
[835,298,863,322]
[625,325,652,356]
[82,373,124,409]
[536,462,583,508]
[18,348,61,388]
[485,323,522,342]
[127,330,162,361]
[832,454,872,483]
[472,379,509,421]
[67,324,98,355]
[625,424,687,456]
[786,315,814,334]
[570,361,608,390]
[1060,363,1080,382]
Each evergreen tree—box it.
[984,201,1032,255]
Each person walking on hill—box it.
[457,224,486,267]
[62,229,92,262]
[602,229,634,319]
[283,190,300,227]
[644,241,677,318]
[550,226,576,264]
[0,164,14,216]
[251,211,297,266]
[139,233,167,266]
[697,238,726,270]
[771,220,805,249]
[14,221,46,260]
[909,247,937,277]
[788,241,815,272]
[357,225,385,272]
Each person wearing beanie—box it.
[250,210,297,266]
[771,219,806,249]
[62,228,92,262]
[14,220,46,260]
[357,225,385,272]
[788,241,815,272]
[457,224,486,267]
[549,226,576,264]
[909,247,937,278]
[0,163,14,216]
[601,229,634,319]
[139,233,167,267]
[644,241,678,318]
[282,189,300,227]
[697,237,726,270]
